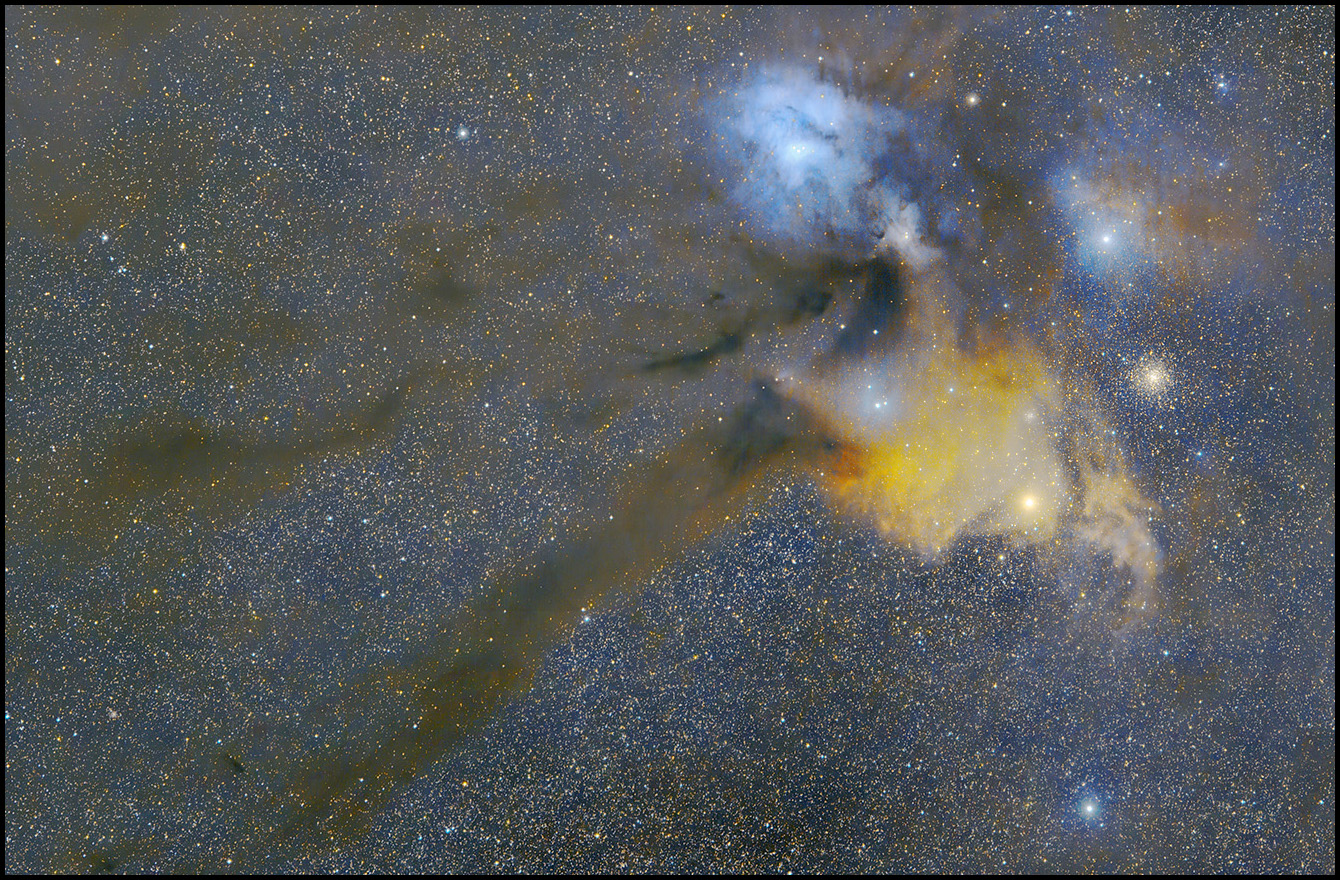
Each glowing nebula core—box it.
[708,64,1163,637]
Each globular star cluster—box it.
[5,6,1335,874]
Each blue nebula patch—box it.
[706,66,926,253]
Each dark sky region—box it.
[5,6,1335,874]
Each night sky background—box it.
[5,6,1335,874]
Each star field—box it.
[5,6,1335,874]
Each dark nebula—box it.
[5,6,1333,874]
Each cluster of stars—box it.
[4,6,1332,875]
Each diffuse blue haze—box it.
[4,6,1334,874]
[709,66,918,249]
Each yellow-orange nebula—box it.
[818,336,1069,557]
[780,262,1160,636]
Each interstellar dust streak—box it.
[6,7,1331,874]
[214,387,842,867]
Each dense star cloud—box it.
[5,6,1334,874]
